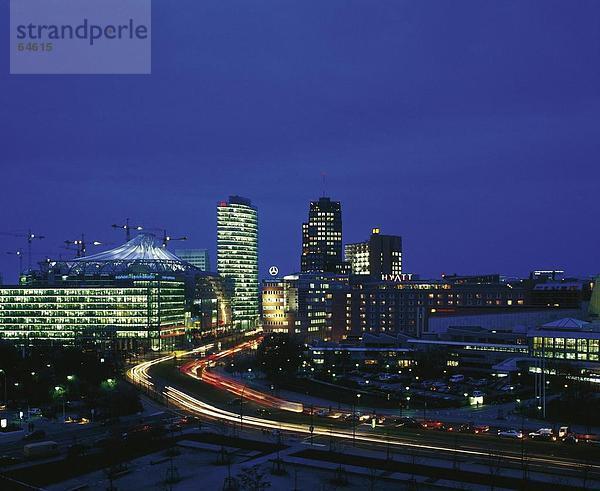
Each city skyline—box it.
[1,1,599,283]
[0,187,598,285]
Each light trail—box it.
[162,385,600,472]
[179,339,304,412]
[127,340,600,476]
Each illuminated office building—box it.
[345,228,402,278]
[174,248,211,271]
[301,196,347,274]
[0,282,185,351]
[0,234,190,351]
[217,196,259,330]
[261,273,349,341]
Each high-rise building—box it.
[345,228,402,278]
[261,273,349,341]
[217,196,259,330]
[175,248,211,271]
[301,197,347,273]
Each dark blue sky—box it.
[1,0,599,283]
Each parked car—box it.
[529,428,556,442]
[449,374,465,383]
[394,417,423,429]
[472,424,490,434]
[0,455,19,467]
[498,429,523,439]
[422,420,445,430]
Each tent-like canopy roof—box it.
[74,234,181,262]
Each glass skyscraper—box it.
[217,196,259,329]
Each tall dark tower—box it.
[301,197,346,273]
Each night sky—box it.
[1,0,599,284]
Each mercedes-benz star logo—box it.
[269,266,279,276]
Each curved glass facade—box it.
[217,196,258,330]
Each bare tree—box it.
[237,465,271,491]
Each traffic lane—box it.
[152,361,600,467]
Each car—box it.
[445,423,466,432]
[65,416,90,425]
[0,455,19,467]
[449,374,465,383]
[562,434,579,444]
[394,417,423,429]
[498,429,523,439]
[472,424,490,434]
[529,428,556,441]
[422,420,445,430]
[23,430,46,442]
[472,390,485,398]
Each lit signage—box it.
[381,273,413,282]
[269,266,279,277]
[115,274,176,281]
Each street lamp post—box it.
[54,386,65,421]
[353,393,361,446]
[240,386,246,432]
[0,369,6,405]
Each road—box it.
[127,340,600,487]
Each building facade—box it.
[175,248,211,271]
[217,196,259,330]
[345,276,529,339]
[301,197,347,274]
[261,273,350,341]
[0,280,186,351]
[261,278,297,334]
[345,228,402,277]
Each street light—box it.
[353,393,361,446]
[0,369,6,405]
[54,386,66,421]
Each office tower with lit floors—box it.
[217,196,259,330]
[301,196,348,273]
[174,248,211,271]
[345,228,402,278]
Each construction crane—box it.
[64,234,103,258]
[144,228,187,248]
[161,229,187,248]
[0,230,45,270]
[111,218,143,242]
[5,250,23,275]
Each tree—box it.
[256,334,304,381]
[237,465,271,491]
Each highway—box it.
[127,340,600,485]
